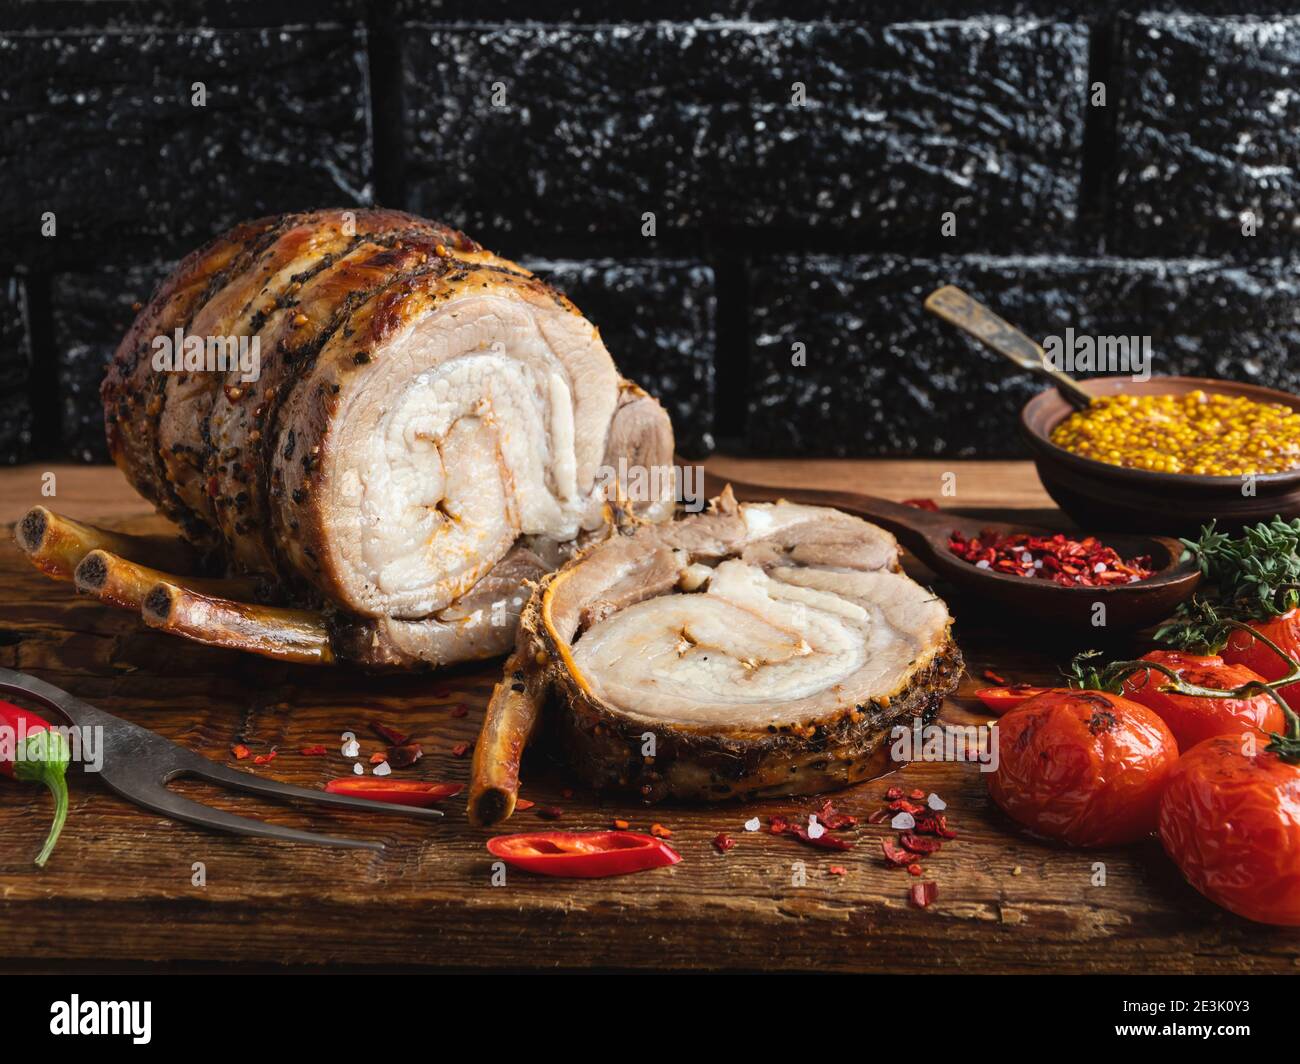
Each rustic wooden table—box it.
[1,460,1295,973]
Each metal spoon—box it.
[924,285,1093,410]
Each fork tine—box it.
[111,780,384,851]
[184,761,446,820]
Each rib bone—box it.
[16,506,198,581]
[75,550,259,612]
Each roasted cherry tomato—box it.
[1159,735,1300,925]
[1121,650,1285,752]
[1222,607,1300,711]
[987,689,1179,847]
[974,685,1051,716]
[486,831,682,878]
[323,779,462,806]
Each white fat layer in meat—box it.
[571,559,949,727]
[324,294,617,618]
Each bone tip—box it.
[74,549,110,592]
[16,506,49,554]
[468,788,513,828]
[141,581,179,624]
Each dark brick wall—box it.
[2,1,1299,464]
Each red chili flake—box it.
[900,832,943,855]
[948,528,1152,587]
[813,798,858,830]
[369,751,388,764]
[252,748,278,765]
[769,815,791,835]
[713,832,736,853]
[651,823,673,839]
[885,786,904,801]
[888,799,925,815]
[913,814,958,839]
[867,808,890,825]
[902,498,939,512]
[982,669,1008,685]
[612,818,630,830]
[881,839,914,867]
[909,788,925,800]
[231,744,251,760]
[560,787,574,800]
[907,864,923,876]
[909,881,938,908]
[790,826,853,851]
[386,744,423,769]
[515,799,535,811]
[536,805,563,820]
[300,745,327,756]
[448,704,468,719]
[450,741,471,758]
[370,720,411,747]
[828,865,847,876]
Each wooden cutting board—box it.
[0,462,1296,973]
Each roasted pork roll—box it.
[468,490,963,823]
[21,209,674,668]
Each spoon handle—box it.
[924,285,1093,411]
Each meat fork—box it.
[0,667,442,851]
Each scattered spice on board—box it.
[300,745,327,756]
[813,798,857,830]
[650,823,673,839]
[451,741,471,758]
[231,744,251,760]
[612,818,630,830]
[370,721,411,747]
[252,749,278,765]
[791,825,853,851]
[910,881,938,909]
[828,865,847,876]
[536,805,563,820]
[386,744,423,769]
[902,498,939,511]
[515,799,535,811]
[907,864,923,877]
[881,839,914,867]
[982,669,1008,685]
[369,751,387,764]
[949,529,1153,587]
[713,832,736,853]
[449,704,468,718]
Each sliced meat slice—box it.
[471,489,962,817]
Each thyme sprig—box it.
[1155,518,1300,652]
[1067,621,1300,763]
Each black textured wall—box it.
[2,0,1299,464]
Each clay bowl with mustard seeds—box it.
[1022,376,1300,536]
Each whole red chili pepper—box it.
[0,699,70,867]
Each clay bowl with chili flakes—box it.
[1022,375,1300,537]
[703,470,1199,634]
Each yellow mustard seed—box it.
[1049,390,1300,476]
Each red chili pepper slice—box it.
[790,826,854,851]
[0,699,70,867]
[370,721,411,747]
[300,745,327,756]
[486,831,682,878]
[974,685,1051,715]
[323,779,463,806]
[910,881,938,908]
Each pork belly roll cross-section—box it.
[468,490,963,824]
[79,209,676,667]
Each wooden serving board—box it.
[0,462,1296,973]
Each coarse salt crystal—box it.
[1020,552,1033,564]
[341,736,360,758]
[352,762,364,776]
[891,812,916,831]
[807,816,826,839]
[1093,562,1106,574]
[976,559,991,569]
[744,817,761,832]
[928,793,947,811]
[373,760,392,777]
